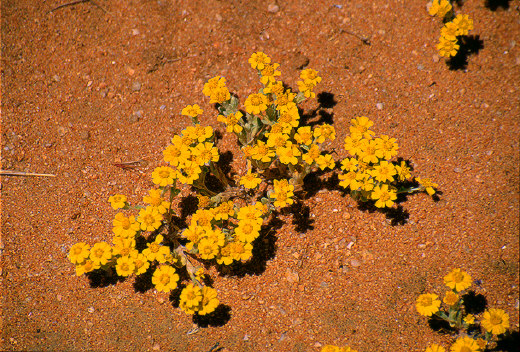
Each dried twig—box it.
[0,170,56,177]
[48,0,106,14]
[112,159,147,170]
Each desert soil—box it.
[1,0,519,351]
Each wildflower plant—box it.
[68,52,438,318]
[416,268,514,351]
[428,0,474,59]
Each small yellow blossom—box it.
[143,189,170,214]
[452,14,474,36]
[137,206,163,232]
[316,154,336,170]
[68,242,91,265]
[152,166,177,187]
[260,63,282,86]
[425,344,446,352]
[75,259,100,276]
[416,293,441,316]
[198,238,219,260]
[313,124,336,144]
[180,283,203,315]
[181,104,203,118]
[429,0,452,18]
[213,201,235,221]
[217,111,243,133]
[202,76,226,97]
[248,51,271,70]
[300,68,322,86]
[294,126,313,145]
[143,234,171,263]
[89,241,113,266]
[443,268,472,292]
[449,336,479,352]
[115,256,135,277]
[437,37,460,58]
[443,291,459,306]
[371,184,397,208]
[134,253,150,275]
[108,194,127,210]
[481,308,510,335]
[240,169,262,189]
[464,314,475,325]
[198,286,219,315]
[152,265,179,292]
[244,93,268,115]
[235,219,261,243]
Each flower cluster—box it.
[428,0,474,58]
[339,116,437,208]
[416,268,512,351]
[68,52,439,320]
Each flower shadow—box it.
[447,35,484,71]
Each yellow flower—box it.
[302,144,321,165]
[217,111,243,133]
[177,162,202,185]
[251,140,275,163]
[112,212,140,238]
[237,204,264,225]
[375,135,399,160]
[191,209,214,229]
[449,336,479,352]
[270,186,294,208]
[259,63,281,85]
[152,166,177,187]
[313,124,336,144]
[89,241,113,266]
[240,169,262,190]
[198,238,219,260]
[277,142,301,165]
[108,194,127,210]
[437,37,459,58]
[358,139,380,164]
[425,344,446,352]
[192,142,219,166]
[143,234,171,263]
[452,14,474,36]
[137,206,163,232]
[163,139,190,167]
[134,253,150,275]
[443,268,472,292]
[179,283,203,315]
[266,132,289,149]
[198,286,219,315]
[475,338,487,351]
[235,219,261,243]
[297,79,317,98]
[112,236,137,258]
[209,86,231,104]
[481,308,510,335]
[192,124,214,143]
[338,171,362,190]
[181,104,203,118]
[441,22,459,42]
[152,265,179,292]
[75,259,100,276]
[416,177,439,196]
[443,291,459,306]
[230,240,253,261]
[370,160,397,182]
[429,0,452,18]
[213,201,235,221]
[277,106,299,128]
[371,184,397,208]
[416,293,441,316]
[316,154,336,170]
[244,93,268,115]
[202,76,226,97]
[248,51,271,70]
[197,195,211,209]
[341,157,358,172]
[294,126,313,145]
[182,225,205,250]
[217,244,235,265]
[115,256,135,277]
[464,314,475,325]
[300,68,322,86]
[350,116,375,139]
[68,242,91,265]
[143,189,170,214]
[344,134,365,156]
[395,160,412,181]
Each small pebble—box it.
[454,167,463,173]
[243,334,250,341]
[131,29,140,36]
[432,54,440,63]
[267,4,279,13]
[152,344,160,351]
[130,110,142,123]
[350,259,361,267]
[215,14,223,21]
[131,81,141,92]
[87,307,95,313]
[417,64,424,70]
[79,131,90,141]
[376,103,384,110]
[56,294,62,301]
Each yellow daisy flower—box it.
[443,268,472,292]
[152,265,179,292]
[108,194,127,210]
[481,308,510,335]
[416,293,441,316]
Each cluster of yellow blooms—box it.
[416,268,511,351]
[68,52,440,319]
[428,0,474,58]
[339,116,437,208]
